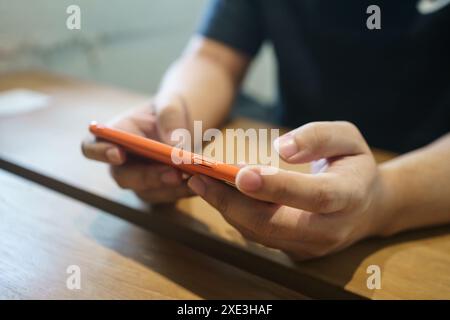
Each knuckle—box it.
[248,217,274,239]
[271,180,291,203]
[312,123,332,146]
[339,120,359,133]
[213,192,230,215]
[301,122,332,153]
[170,185,191,199]
[312,180,335,212]
[339,121,367,147]
[342,178,368,211]
[109,167,128,189]
[113,165,154,191]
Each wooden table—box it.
[0,168,305,299]
[1,71,449,299]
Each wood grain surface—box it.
[0,169,305,299]
[1,71,449,299]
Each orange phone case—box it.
[89,122,239,186]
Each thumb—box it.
[274,121,370,163]
[153,94,190,146]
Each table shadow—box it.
[86,204,304,299]
[86,203,450,299]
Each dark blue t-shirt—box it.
[198,0,450,152]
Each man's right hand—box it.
[81,95,195,203]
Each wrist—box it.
[370,164,407,237]
[152,92,189,117]
[152,91,193,137]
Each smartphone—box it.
[89,122,239,186]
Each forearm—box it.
[156,37,249,131]
[376,133,450,236]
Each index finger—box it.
[187,175,323,251]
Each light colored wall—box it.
[0,0,275,103]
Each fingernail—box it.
[160,170,180,185]
[237,168,263,192]
[274,135,298,159]
[106,148,121,164]
[187,176,206,196]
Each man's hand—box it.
[187,121,388,260]
[81,36,249,204]
[81,96,195,203]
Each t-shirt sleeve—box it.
[197,0,264,57]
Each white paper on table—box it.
[0,89,50,116]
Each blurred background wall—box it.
[0,0,275,104]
